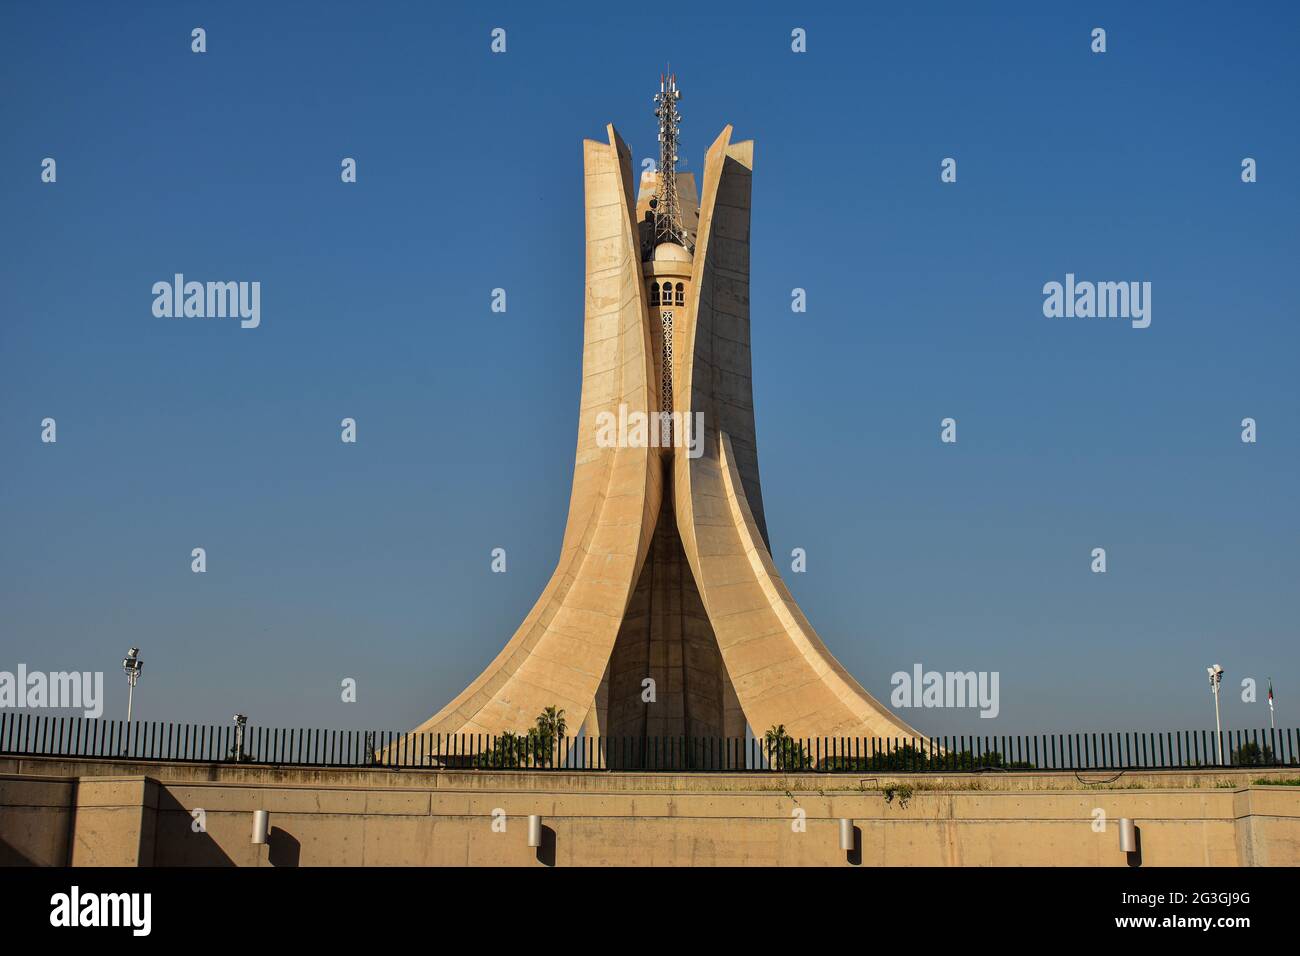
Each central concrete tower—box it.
[414,76,919,749]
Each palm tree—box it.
[537,706,567,741]
[765,724,788,769]
[764,724,806,770]
[531,706,567,766]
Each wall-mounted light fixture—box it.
[252,809,270,845]
[1118,817,1136,854]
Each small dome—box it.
[653,242,691,263]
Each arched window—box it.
[662,281,673,301]
[675,282,685,305]
[649,283,660,305]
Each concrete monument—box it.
[414,76,919,749]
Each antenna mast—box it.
[652,71,691,251]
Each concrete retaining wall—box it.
[2,757,1297,866]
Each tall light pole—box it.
[123,647,143,722]
[233,714,248,762]
[1207,664,1224,764]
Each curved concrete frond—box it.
[410,126,660,738]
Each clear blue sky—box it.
[2,1,1297,737]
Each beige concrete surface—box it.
[2,756,1297,867]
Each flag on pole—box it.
[1268,679,1274,713]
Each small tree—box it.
[477,730,527,769]
[476,706,569,768]
[528,706,567,767]
[764,724,808,770]
[1233,741,1275,767]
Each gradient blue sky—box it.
[2,2,1297,737]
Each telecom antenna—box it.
[652,71,692,251]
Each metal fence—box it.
[1,713,1297,773]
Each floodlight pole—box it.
[123,649,143,723]
[1208,666,1224,764]
[1212,680,1222,763]
[234,714,248,762]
